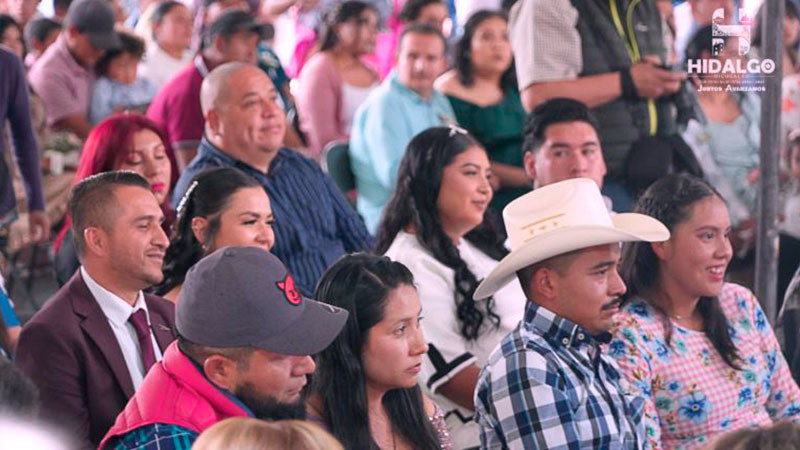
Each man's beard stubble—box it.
[234,381,307,421]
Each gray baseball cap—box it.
[205,9,272,42]
[64,0,121,51]
[177,247,348,355]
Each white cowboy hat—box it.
[473,178,670,300]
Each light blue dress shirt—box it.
[349,71,456,233]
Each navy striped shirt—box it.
[173,139,374,296]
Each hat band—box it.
[518,213,566,244]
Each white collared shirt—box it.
[81,267,163,390]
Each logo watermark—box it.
[686,8,775,92]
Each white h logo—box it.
[711,8,752,56]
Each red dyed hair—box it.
[54,113,180,251]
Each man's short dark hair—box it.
[53,0,73,14]
[69,171,151,258]
[399,0,444,22]
[522,98,600,156]
[177,335,254,371]
[95,31,146,77]
[516,248,584,297]
[397,22,446,56]
[25,17,61,46]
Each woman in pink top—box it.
[296,1,379,158]
[611,174,800,449]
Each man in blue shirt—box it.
[173,62,374,296]
[472,178,670,449]
[349,23,456,233]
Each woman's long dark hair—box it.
[153,167,263,296]
[312,253,441,450]
[319,1,377,52]
[454,10,516,90]
[375,127,507,341]
[620,173,740,369]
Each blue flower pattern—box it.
[649,339,670,361]
[737,387,754,407]
[755,308,767,332]
[610,284,800,449]
[679,392,711,424]
[608,339,626,357]
[629,302,650,317]
[655,397,673,412]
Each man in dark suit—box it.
[15,171,175,449]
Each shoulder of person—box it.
[302,51,336,72]
[486,338,559,387]
[160,64,199,94]
[0,46,20,66]
[422,394,437,416]
[17,290,79,344]
[278,147,322,172]
[617,297,659,324]
[384,233,447,272]
[434,70,461,95]
[718,282,758,312]
[144,293,175,316]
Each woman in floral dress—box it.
[610,174,800,449]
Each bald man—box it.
[172,62,374,296]
[146,9,267,169]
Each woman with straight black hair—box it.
[375,126,524,447]
[309,253,451,450]
[153,167,274,302]
[435,9,527,210]
[610,173,800,449]
[296,0,379,157]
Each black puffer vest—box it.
[570,0,678,178]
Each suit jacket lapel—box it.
[145,296,176,352]
[70,272,136,399]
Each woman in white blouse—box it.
[138,1,193,90]
[376,126,525,448]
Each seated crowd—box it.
[2,0,800,449]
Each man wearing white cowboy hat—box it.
[473,177,670,449]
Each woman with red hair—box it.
[53,113,178,286]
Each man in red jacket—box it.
[100,246,348,449]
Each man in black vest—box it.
[509,0,688,211]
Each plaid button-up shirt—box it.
[475,302,646,449]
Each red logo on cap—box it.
[276,274,302,306]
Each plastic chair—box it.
[321,141,356,205]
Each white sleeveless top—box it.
[341,82,377,132]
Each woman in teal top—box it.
[435,9,528,210]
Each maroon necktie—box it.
[128,309,157,373]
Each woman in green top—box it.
[435,9,528,210]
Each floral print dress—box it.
[609,283,800,449]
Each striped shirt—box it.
[172,139,374,296]
[475,302,645,449]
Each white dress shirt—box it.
[81,267,163,390]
